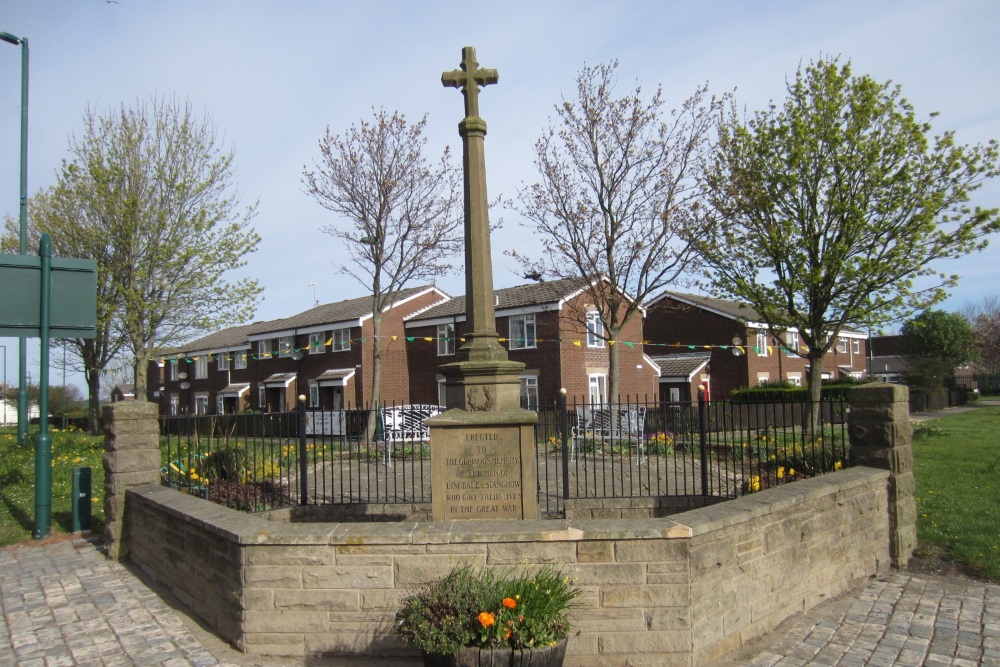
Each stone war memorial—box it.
[427,46,539,522]
[112,46,913,666]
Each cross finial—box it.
[442,46,498,119]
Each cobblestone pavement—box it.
[2,536,998,666]
[715,573,1000,667]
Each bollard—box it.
[72,466,92,532]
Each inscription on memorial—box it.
[440,429,523,519]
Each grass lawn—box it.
[913,405,1000,582]
[0,426,105,547]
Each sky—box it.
[2,0,1000,392]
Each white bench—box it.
[570,405,647,463]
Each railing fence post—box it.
[560,389,569,502]
[298,395,308,506]
[698,385,709,497]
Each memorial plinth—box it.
[428,46,538,521]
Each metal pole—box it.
[1,344,6,426]
[698,385,709,498]
[34,234,51,538]
[559,389,569,501]
[297,395,308,506]
[0,32,30,446]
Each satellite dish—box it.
[731,346,743,357]
[291,350,304,361]
[178,372,188,380]
[179,382,191,390]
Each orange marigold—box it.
[502,597,517,609]
[478,612,496,627]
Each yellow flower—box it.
[834,460,843,470]
[777,467,785,479]
[478,612,495,627]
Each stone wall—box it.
[125,466,890,665]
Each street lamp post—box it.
[1,30,30,446]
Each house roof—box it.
[219,383,251,396]
[870,355,908,374]
[262,373,297,386]
[156,285,446,357]
[648,353,711,379]
[652,291,866,337]
[406,276,595,322]
[251,285,444,336]
[113,384,136,396]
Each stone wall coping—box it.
[127,465,889,547]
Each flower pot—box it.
[423,638,567,667]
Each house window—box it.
[586,311,604,348]
[756,330,769,357]
[588,374,607,406]
[234,352,247,370]
[309,384,319,408]
[332,328,350,352]
[258,340,271,359]
[194,394,209,415]
[785,331,799,356]
[837,337,848,354]
[217,353,229,371]
[852,339,861,355]
[786,373,802,387]
[520,376,539,411]
[258,386,266,409]
[509,314,536,350]
[169,362,179,381]
[216,396,225,414]
[194,356,208,380]
[437,323,456,356]
[757,372,770,386]
[169,394,179,416]
[309,332,325,354]
[278,336,294,358]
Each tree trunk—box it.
[86,368,102,435]
[367,310,383,440]
[806,352,824,436]
[607,327,622,403]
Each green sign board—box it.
[0,253,97,338]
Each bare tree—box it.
[303,108,461,413]
[512,62,726,399]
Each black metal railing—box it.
[159,393,850,516]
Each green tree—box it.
[696,58,1000,412]
[6,97,262,407]
[900,310,978,390]
[303,108,461,416]
[512,62,725,399]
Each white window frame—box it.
[437,323,456,356]
[332,328,350,352]
[586,311,604,348]
[258,385,266,409]
[520,376,539,411]
[437,379,447,407]
[837,337,848,354]
[756,330,769,357]
[588,373,607,406]
[194,356,208,380]
[258,339,271,359]
[785,331,799,356]
[278,336,294,358]
[217,353,229,371]
[169,362,179,381]
[309,332,325,354]
[757,372,770,386]
[234,352,247,370]
[509,314,537,350]
[216,396,225,414]
[194,393,209,415]
[852,339,861,355]
[169,394,179,416]
[786,372,802,387]
[309,384,319,408]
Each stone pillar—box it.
[103,401,161,560]
[848,383,915,569]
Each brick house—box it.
[149,286,449,415]
[644,291,868,399]
[403,277,660,408]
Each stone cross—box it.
[441,46,498,119]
